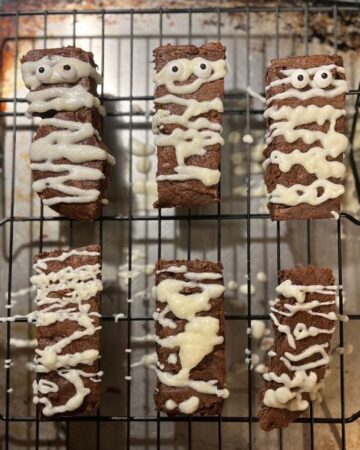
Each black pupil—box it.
[172,66,178,73]
[297,74,304,81]
[64,65,71,71]
[38,67,45,73]
[321,72,328,79]
[200,63,206,70]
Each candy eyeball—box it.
[193,59,212,79]
[36,64,52,83]
[313,69,333,88]
[60,64,78,81]
[167,60,184,79]
[290,69,309,89]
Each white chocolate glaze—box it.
[266,64,346,102]
[264,63,348,208]
[131,352,158,368]
[178,396,200,414]
[167,353,178,364]
[250,320,266,340]
[155,265,229,407]
[242,134,254,144]
[155,279,224,321]
[264,148,345,179]
[30,118,115,206]
[22,55,102,91]
[276,280,337,303]
[263,371,321,411]
[154,58,226,188]
[26,85,105,116]
[268,180,345,206]
[30,248,102,416]
[165,399,177,410]
[154,57,227,95]
[156,265,187,274]
[256,272,267,282]
[10,338,38,349]
[264,278,336,411]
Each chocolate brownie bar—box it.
[263,55,348,220]
[153,43,227,208]
[258,266,337,431]
[30,245,102,417]
[21,47,114,221]
[154,259,229,416]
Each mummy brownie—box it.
[30,245,102,417]
[263,55,348,220]
[154,260,229,416]
[258,266,337,430]
[153,43,227,208]
[21,47,115,221]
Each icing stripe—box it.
[26,85,106,116]
[30,118,114,206]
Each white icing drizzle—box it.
[266,64,346,101]
[131,352,158,368]
[268,180,345,207]
[26,85,105,116]
[179,396,200,414]
[155,279,224,321]
[154,266,228,404]
[131,334,156,343]
[281,343,330,371]
[264,278,337,412]
[30,248,103,416]
[10,338,37,349]
[257,272,267,282]
[153,57,226,187]
[263,371,321,411]
[22,55,102,90]
[165,399,177,410]
[167,353,178,364]
[250,320,267,340]
[246,86,266,103]
[264,63,348,208]
[30,118,115,206]
[154,57,227,95]
[156,265,187,274]
[276,280,338,303]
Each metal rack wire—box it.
[1,3,360,450]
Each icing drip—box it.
[21,55,102,91]
[30,248,102,416]
[264,63,348,208]
[263,371,320,411]
[165,396,200,414]
[155,266,228,404]
[30,118,115,206]
[264,279,336,411]
[26,85,105,116]
[154,57,227,187]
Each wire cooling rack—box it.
[1,3,360,450]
